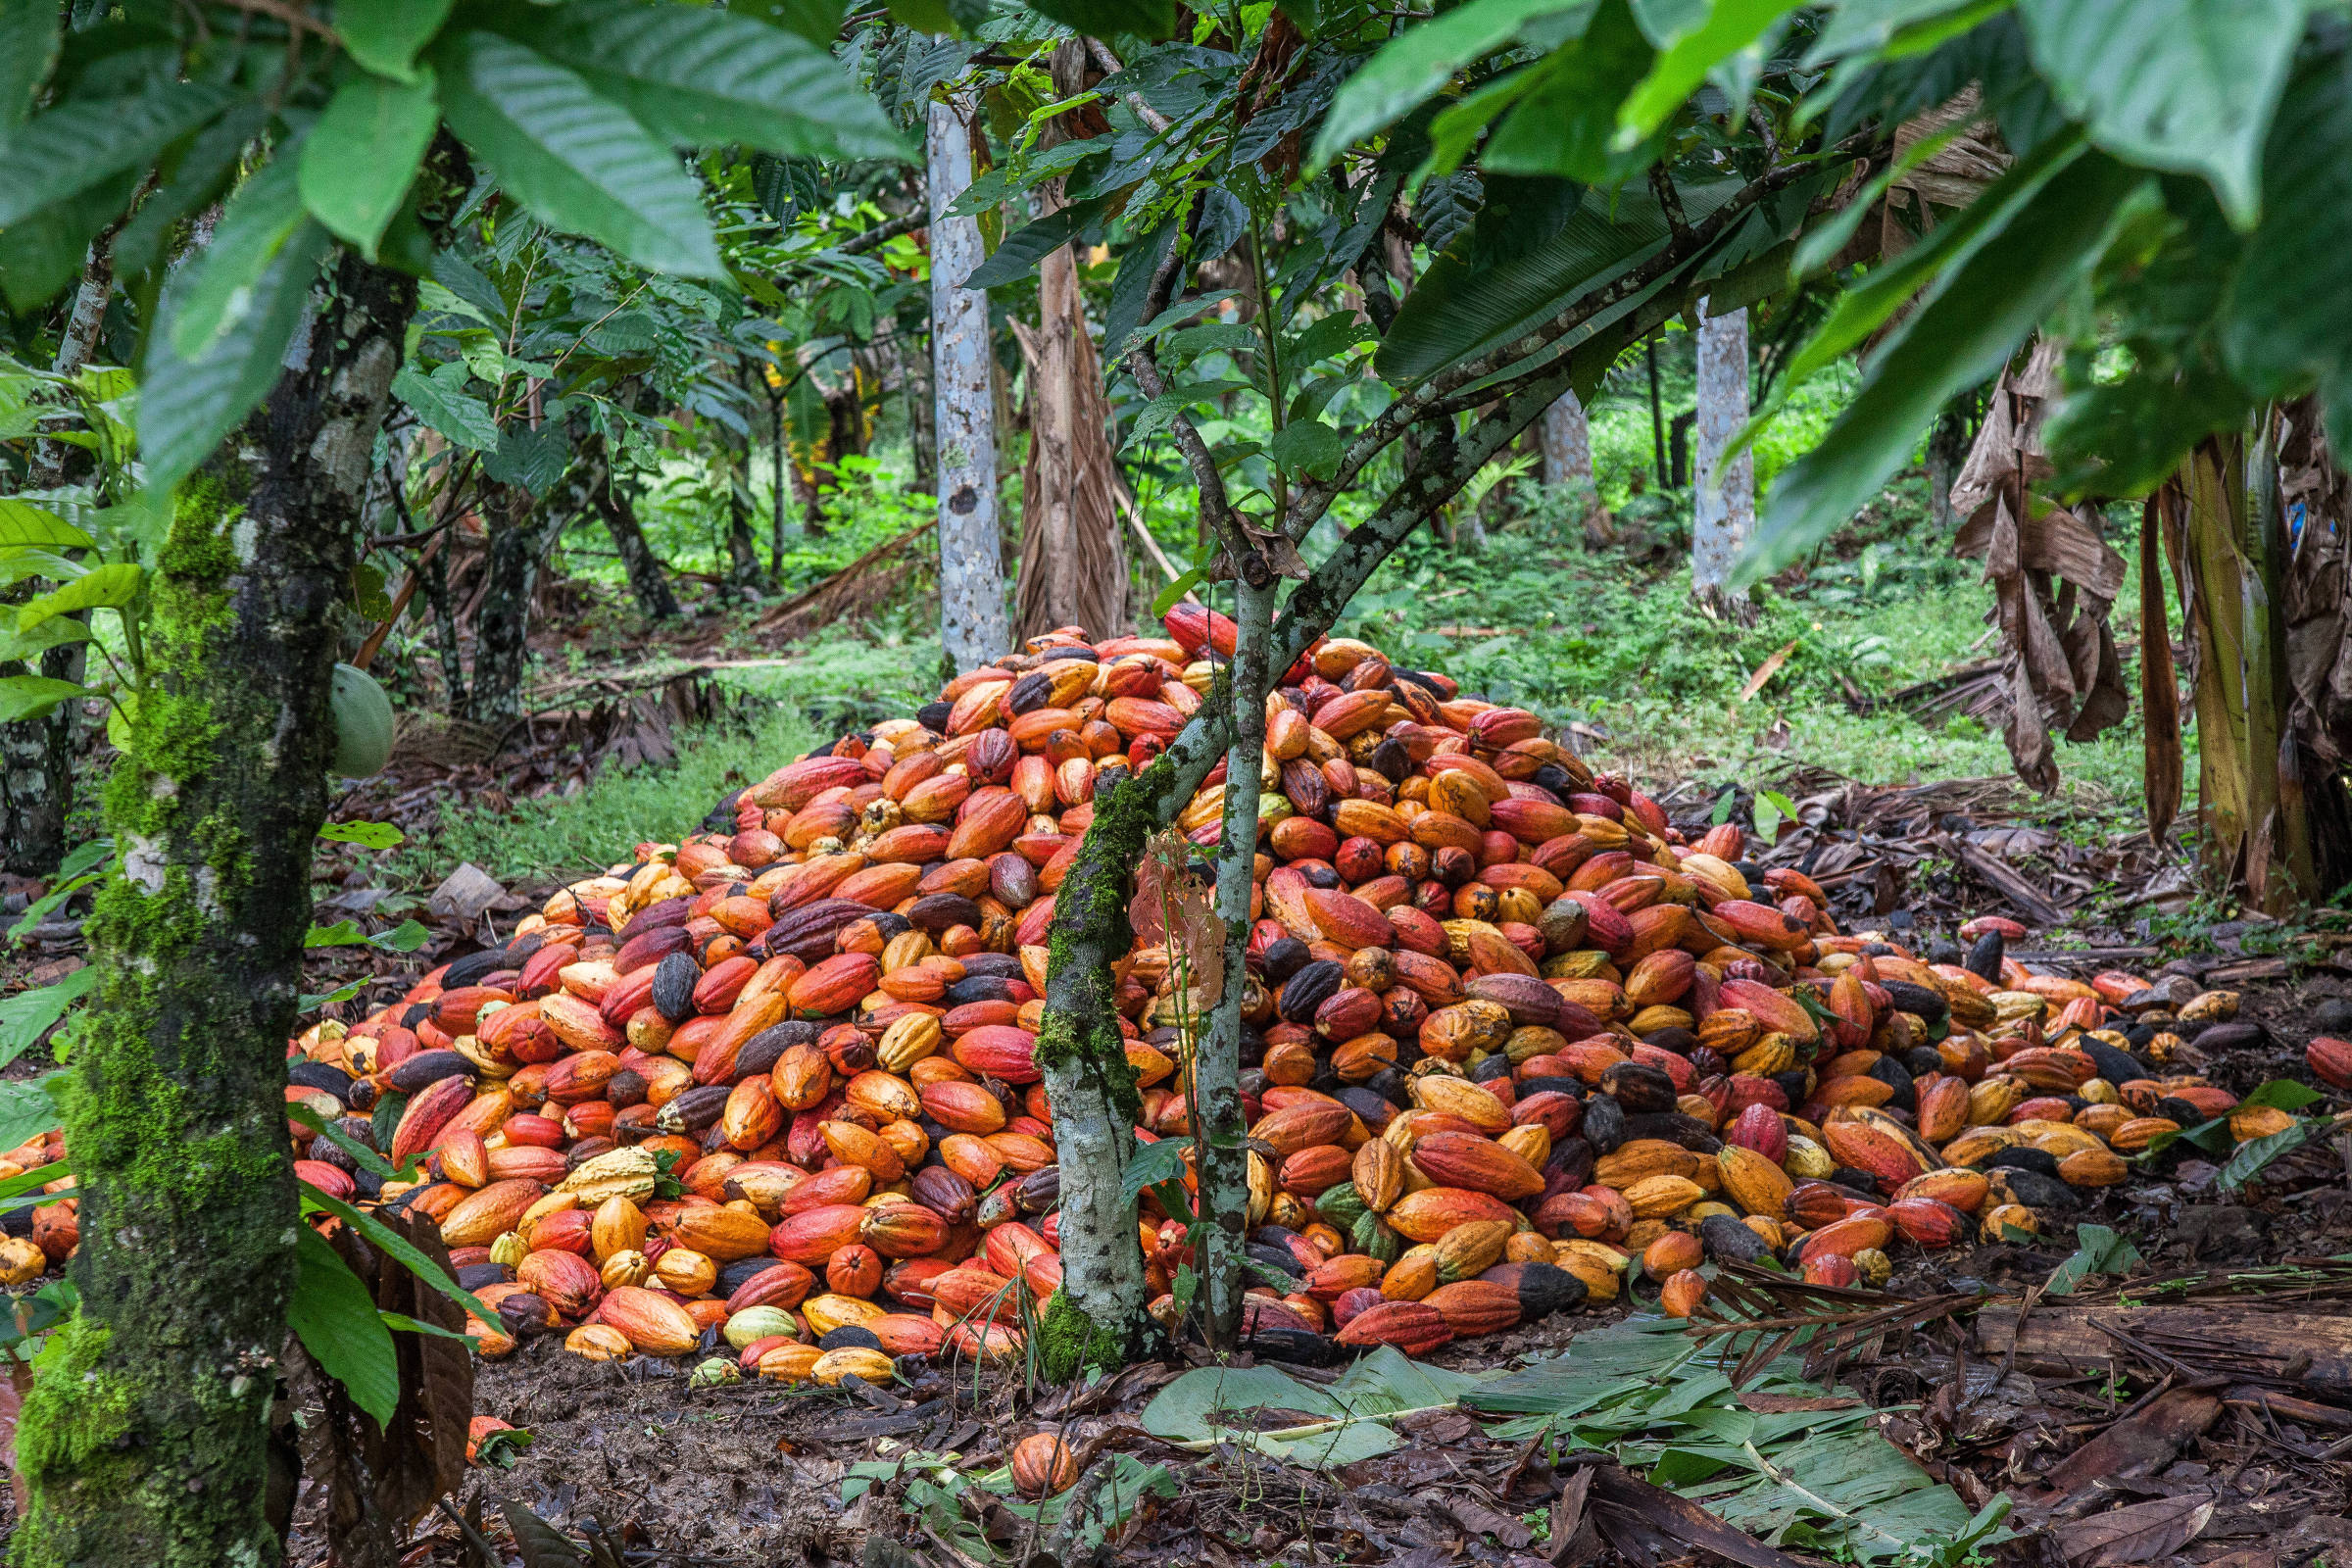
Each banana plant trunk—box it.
[15,254,416,1568]
[2179,428,2318,910]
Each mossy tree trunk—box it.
[1199,578,1273,1350]
[1035,366,1577,1374]
[14,254,416,1568]
[467,438,607,728]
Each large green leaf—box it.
[18,563,139,631]
[0,1074,62,1154]
[301,71,440,257]
[1615,0,1799,145]
[965,197,1107,288]
[139,219,334,493]
[338,0,458,82]
[0,169,139,312]
[433,31,724,278]
[289,1224,400,1428]
[0,80,235,228]
[1735,153,2145,585]
[0,616,92,666]
[1781,125,2085,386]
[1807,0,2012,62]
[299,1183,499,1331]
[0,4,57,128]
[0,500,92,551]
[0,674,90,722]
[1377,176,1742,383]
[511,1,904,163]
[1307,0,1592,172]
[112,102,274,281]
[170,152,311,360]
[2016,0,2307,226]
[2222,49,2352,450]
[0,966,93,1066]
[1481,0,1657,184]
[1024,0,1178,36]
[391,364,500,450]
[733,0,853,48]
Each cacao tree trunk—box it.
[594,467,681,621]
[467,442,607,728]
[1199,577,1274,1349]
[2,242,122,873]
[15,253,416,1568]
[1540,391,1592,490]
[927,93,1009,670]
[1036,365,1581,1373]
[1690,300,1756,621]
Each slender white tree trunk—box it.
[927,95,1010,669]
[1691,300,1756,620]
[1540,391,1592,490]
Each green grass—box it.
[393,634,936,885]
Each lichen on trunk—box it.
[1199,579,1274,1348]
[15,254,416,1568]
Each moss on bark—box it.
[1035,1289,1130,1384]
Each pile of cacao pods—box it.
[2,610,2333,1374]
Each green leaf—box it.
[19,563,140,631]
[141,219,334,494]
[1307,0,1592,173]
[301,71,439,258]
[965,198,1106,289]
[1151,564,1205,617]
[390,364,500,452]
[7,872,97,945]
[0,1074,61,1153]
[284,1102,416,1182]
[0,500,92,552]
[432,30,725,279]
[289,1223,400,1428]
[0,169,140,313]
[306,917,430,954]
[1615,0,1798,146]
[2218,1119,2317,1192]
[1788,118,1969,280]
[1377,176,1740,383]
[1808,0,2013,61]
[514,0,904,163]
[2239,1078,2327,1113]
[1270,419,1342,480]
[1734,154,2145,586]
[2044,1222,2142,1295]
[0,967,93,1066]
[0,80,237,229]
[338,0,458,82]
[1482,0,1658,185]
[1024,0,1178,36]
[1782,127,2086,388]
[0,4,58,128]
[318,818,406,849]
[0,674,89,723]
[733,0,852,49]
[299,1183,500,1332]
[2222,48,2352,448]
[2016,0,2306,227]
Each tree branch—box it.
[1284,137,1875,540]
